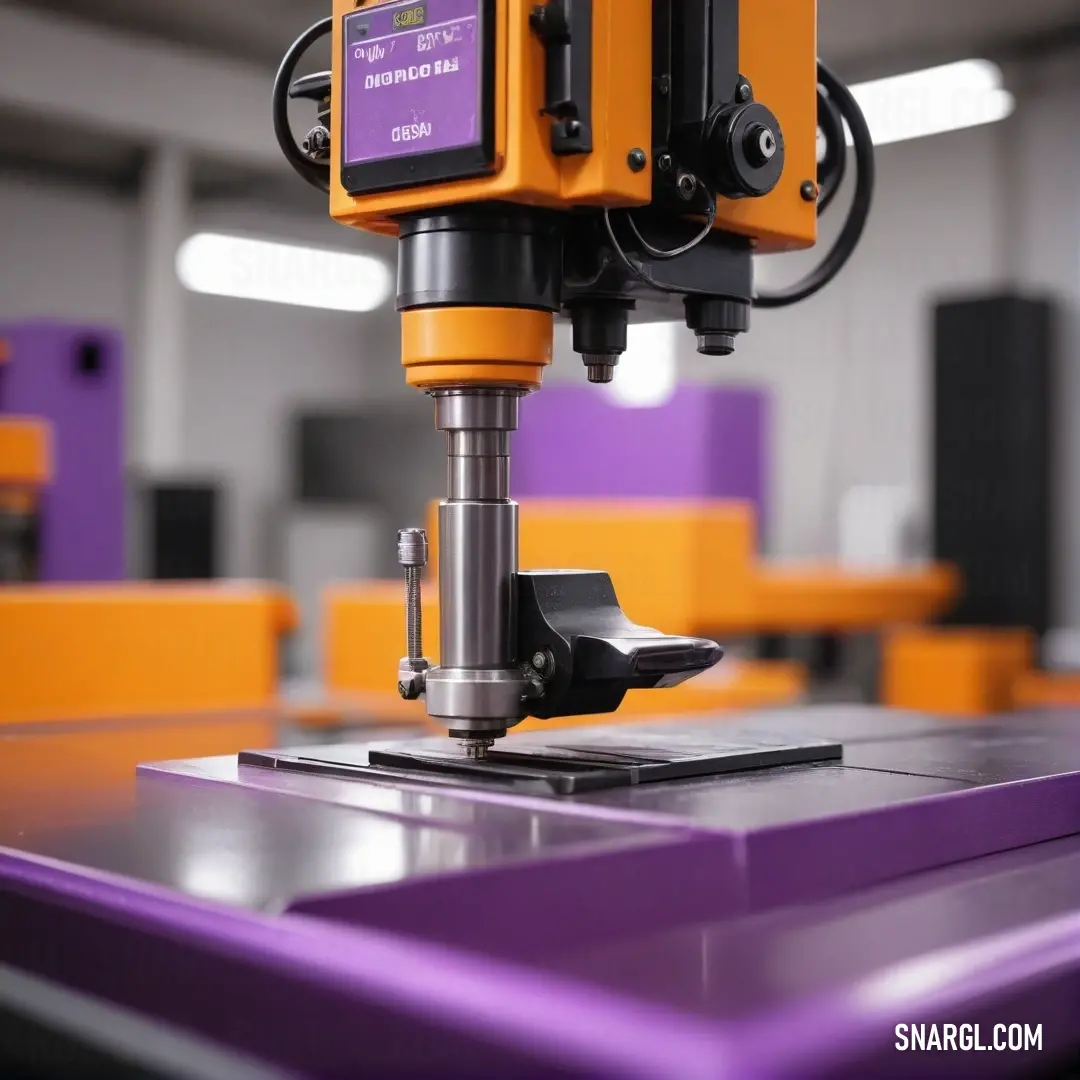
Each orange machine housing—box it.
[330,0,817,248]
[329,0,817,392]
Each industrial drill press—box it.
[275,0,873,760]
[19,15,1080,1071]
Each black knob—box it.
[705,101,785,199]
[570,299,634,381]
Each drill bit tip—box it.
[462,738,495,761]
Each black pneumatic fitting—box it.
[570,299,634,384]
[685,296,750,356]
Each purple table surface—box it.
[2,707,1080,1077]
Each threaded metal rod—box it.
[405,566,422,660]
[397,528,428,663]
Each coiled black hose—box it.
[753,60,875,309]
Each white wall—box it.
[1002,62,1080,627]
[0,174,406,579]
[0,174,137,334]
[708,125,1001,560]
[181,294,402,578]
[182,201,403,579]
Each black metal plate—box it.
[356,738,841,795]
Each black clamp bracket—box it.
[529,0,593,156]
[289,70,332,127]
[518,570,723,720]
[290,69,333,161]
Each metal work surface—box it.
[2,706,1080,1078]
[6,707,1076,913]
[265,729,842,794]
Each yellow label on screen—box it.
[393,4,427,30]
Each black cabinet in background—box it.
[148,483,220,580]
[933,294,1057,635]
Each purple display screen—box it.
[343,0,483,167]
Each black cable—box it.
[815,85,847,217]
[753,59,875,310]
[601,209,687,295]
[626,187,718,259]
[273,17,332,194]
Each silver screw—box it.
[397,528,427,662]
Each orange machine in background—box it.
[0,581,297,829]
[881,627,1035,718]
[0,584,297,725]
[324,499,959,728]
[0,417,51,490]
[0,417,52,583]
[1013,671,1080,709]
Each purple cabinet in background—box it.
[0,321,125,582]
[514,384,769,531]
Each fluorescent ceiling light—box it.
[176,233,392,312]
[608,321,679,408]
[848,59,1015,147]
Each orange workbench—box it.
[1012,671,1080,709]
[0,583,297,725]
[881,627,1034,717]
[729,562,960,634]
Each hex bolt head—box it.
[530,649,556,680]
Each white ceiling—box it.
[821,0,1080,75]
[9,0,1080,72]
